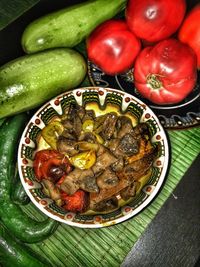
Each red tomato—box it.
[126,0,186,43]
[61,190,88,212]
[178,4,200,68]
[87,19,141,75]
[33,149,71,180]
[134,39,197,105]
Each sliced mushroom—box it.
[73,116,82,137]
[79,169,99,193]
[127,137,154,164]
[117,146,158,181]
[78,132,97,143]
[118,133,139,156]
[57,136,79,156]
[42,180,61,201]
[61,119,74,132]
[65,104,83,137]
[101,112,118,140]
[90,178,131,208]
[107,134,139,158]
[82,109,95,122]
[91,196,118,212]
[61,129,76,140]
[131,123,150,140]
[92,148,118,174]
[97,168,119,189]
[116,116,134,139]
[120,181,137,200]
[111,157,124,172]
[59,168,81,195]
[76,105,86,120]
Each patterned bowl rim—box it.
[18,86,170,228]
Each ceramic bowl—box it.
[18,87,169,228]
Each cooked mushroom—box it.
[131,123,150,140]
[61,129,76,140]
[79,169,99,193]
[78,132,97,143]
[82,109,95,122]
[90,178,131,208]
[117,146,158,181]
[106,134,139,158]
[92,148,118,174]
[60,168,81,195]
[57,136,79,156]
[73,116,82,137]
[64,104,83,137]
[118,133,139,156]
[42,180,61,201]
[127,137,154,163]
[120,181,137,200]
[76,105,86,120]
[116,116,134,138]
[101,112,118,140]
[91,196,118,212]
[97,168,119,189]
[61,119,74,132]
[111,157,124,172]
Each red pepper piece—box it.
[61,190,88,213]
[33,149,71,180]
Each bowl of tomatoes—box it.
[18,87,169,228]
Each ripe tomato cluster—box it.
[87,0,200,105]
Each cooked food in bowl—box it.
[18,87,169,227]
[33,103,158,214]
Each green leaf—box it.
[0,0,40,31]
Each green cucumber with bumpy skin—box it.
[21,0,127,54]
[11,172,30,205]
[0,48,86,119]
[0,223,52,267]
[0,114,59,243]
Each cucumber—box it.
[11,173,30,205]
[0,223,52,267]
[22,0,127,53]
[0,48,86,119]
[0,114,59,243]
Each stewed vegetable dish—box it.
[33,104,158,213]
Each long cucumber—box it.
[22,0,127,53]
[0,48,86,119]
[0,114,59,243]
[0,223,52,267]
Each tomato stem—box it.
[146,74,163,89]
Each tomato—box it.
[33,149,71,180]
[133,39,197,105]
[87,19,141,75]
[126,0,186,43]
[61,190,88,212]
[178,4,200,68]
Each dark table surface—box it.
[0,1,200,266]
